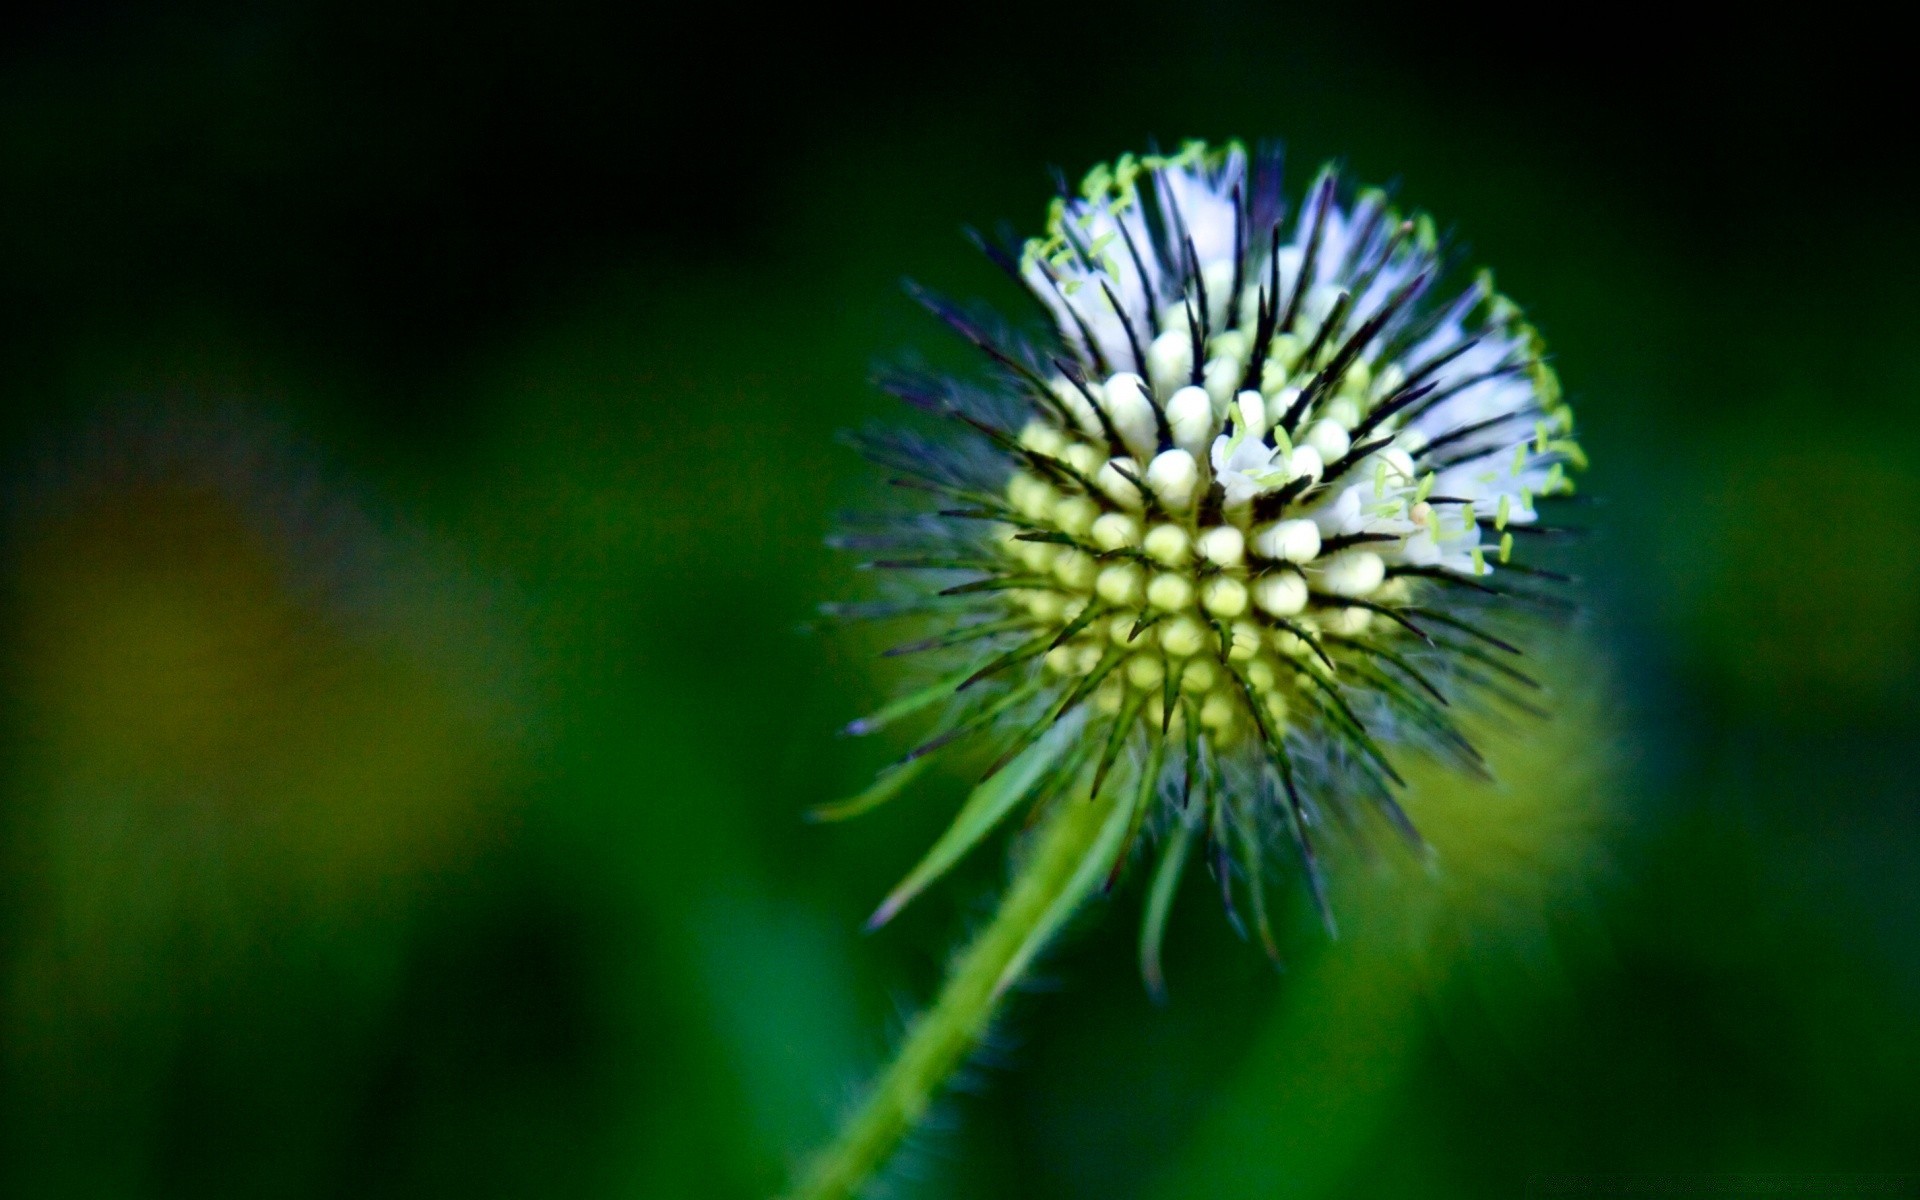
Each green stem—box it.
[782,783,1123,1200]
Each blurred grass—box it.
[1150,653,1617,1199]
[1,3,1917,1197]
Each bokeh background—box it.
[2,4,1915,1196]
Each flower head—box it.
[829,141,1584,988]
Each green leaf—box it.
[1105,725,1167,893]
[991,771,1137,998]
[867,715,1083,929]
[1139,815,1196,1003]
[1234,796,1280,964]
[807,755,936,823]
[842,664,977,736]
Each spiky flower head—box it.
[829,141,1584,987]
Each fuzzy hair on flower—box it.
[823,140,1585,995]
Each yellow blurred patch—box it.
[3,463,513,1033]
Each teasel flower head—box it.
[825,141,1585,993]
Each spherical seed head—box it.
[836,140,1586,979]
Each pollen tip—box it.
[866,896,906,931]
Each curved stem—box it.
[783,782,1124,1200]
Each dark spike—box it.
[871,366,1046,437]
[1053,356,1130,458]
[868,369,957,417]
[1416,410,1536,461]
[1226,183,1248,332]
[1045,601,1108,650]
[1197,478,1227,527]
[817,598,961,623]
[1185,297,1206,386]
[827,519,963,551]
[1377,271,1485,367]
[1204,770,1243,939]
[1127,609,1167,643]
[1263,613,1337,673]
[1403,606,1523,654]
[1427,432,1577,475]
[1235,797,1281,963]
[1012,530,1084,547]
[1247,140,1288,236]
[1445,663,1552,720]
[938,575,1050,597]
[1185,234,1211,342]
[1016,733,1099,834]
[1106,459,1168,518]
[1308,594,1434,644]
[1317,531,1401,554]
[1088,344,1174,454]
[1400,567,1582,614]
[1249,472,1318,523]
[967,224,1060,326]
[1294,269,1431,422]
[1431,636,1542,689]
[865,556,998,572]
[1222,653,1334,931]
[1179,695,1200,805]
[903,676,1044,762]
[1299,294,1356,374]
[1061,532,1151,567]
[1342,214,1411,306]
[1155,165,1196,296]
[1276,172,1336,335]
[1090,687,1150,800]
[1134,162,1184,295]
[1335,192,1389,280]
[1099,279,1152,380]
[1293,674,1408,788]
[1284,785,1335,935]
[1236,221,1286,393]
[905,280,1059,400]
[1001,439,1102,497]
[981,647,1126,780]
[1323,633,1449,706]
[1347,379,1439,443]
[1370,275,1464,368]
[1269,649,1372,744]
[989,436,1102,496]
[1342,658,1484,775]
[1398,358,1530,428]
[938,507,1022,523]
[1315,434,1396,488]
[1496,561,1578,582]
[1323,732,1400,814]
[1487,521,1586,540]
[1112,210,1163,337]
[958,628,1067,691]
[1280,290,1351,429]
[882,617,1031,658]
[826,531,916,553]
[887,475,1001,507]
[1033,262,1111,378]
[1369,789,1429,853]
[1395,336,1482,396]
[1104,726,1168,894]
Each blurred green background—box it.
[1,4,1915,1196]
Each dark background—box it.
[1,4,1915,1197]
